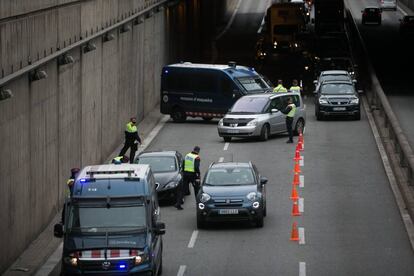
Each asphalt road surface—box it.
[347,0,414,148]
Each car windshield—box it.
[320,75,351,82]
[237,77,268,92]
[230,97,268,114]
[68,205,146,233]
[137,156,177,173]
[273,25,299,35]
[321,83,355,95]
[205,167,255,186]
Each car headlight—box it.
[133,251,148,265]
[246,192,258,201]
[218,119,224,126]
[350,98,359,104]
[319,98,328,104]
[200,193,211,203]
[165,175,182,189]
[64,253,79,267]
[247,119,258,126]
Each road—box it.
[150,1,414,275]
[347,0,414,148]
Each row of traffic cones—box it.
[290,132,304,242]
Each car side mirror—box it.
[54,223,63,238]
[313,80,318,85]
[361,10,364,13]
[260,177,268,184]
[271,108,279,114]
[154,222,166,235]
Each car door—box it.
[268,97,285,134]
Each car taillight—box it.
[363,12,367,16]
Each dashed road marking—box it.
[299,227,306,245]
[187,230,199,248]
[299,262,306,276]
[299,156,304,167]
[223,142,230,151]
[177,265,187,276]
[299,175,304,188]
[299,198,304,213]
[218,157,224,162]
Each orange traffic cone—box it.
[290,185,299,200]
[292,172,300,186]
[292,199,301,216]
[290,222,299,241]
[293,161,301,174]
[297,141,303,151]
[293,149,302,161]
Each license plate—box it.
[333,107,346,111]
[227,129,239,134]
[219,209,239,215]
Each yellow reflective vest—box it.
[289,86,301,93]
[126,122,137,133]
[184,153,198,172]
[287,103,296,118]
[273,84,288,93]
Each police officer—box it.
[289,79,302,93]
[273,80,288,93]
[175,146,201,210]
[111,155,129,164]
[282,97,296,143]
[119,117,142,163]
[61,168,80,224]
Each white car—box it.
[380,0,397,11]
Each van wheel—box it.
[260,124,269,141]
[171,108,186,123]
[202,117,213,121]
[353,112,361,121]
[223,137,232,142]
[294,119,305,136]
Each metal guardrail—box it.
[0,0,170,88]
[345,4,414,215]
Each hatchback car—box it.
[314,81,361,120]
[361,7,382,25]
[399,16,414,35]
[196,162,267,228]
[380,0,397,11]
[135,151,183,202]
[217,92,306,142]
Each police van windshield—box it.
[68,205,147,233]
[230,97,268,114]
[137,156,177,173]
[236,77,268,92]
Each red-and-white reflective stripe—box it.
[81,249,130,259]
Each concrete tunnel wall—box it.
[0,0,239,272]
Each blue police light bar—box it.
[119,264,126,269]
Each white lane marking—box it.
[299,156,304,167]
[223,142,230,151]
[299,198,304,213]
[215,0,242,40]
[218,157,224,162]
[177,265,187,276]
[299,262,306,276]
[299,227,306,245]
[34,243,63,276]
[187,230,199,248]
[299,175,304,188]
[363,98,414,250]
[397,5,408,16]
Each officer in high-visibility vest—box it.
[119,117,142,163]
[175,146,201,210]
[282,97,296,143]
[289,79,302,93]
[273,79,288,93]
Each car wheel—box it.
[354,112,361,121]
[263,201,267,217]
[255,214,264,228]
[171,108,187,123]
[223,137,232,142]
[202,117,213,121]
[362,19,365,25]
[316,111,323,121]
[294,119,305,136]
[197,213,206,229]
[260,124,269,141]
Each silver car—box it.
[380,0,397,11]
[217,93,306,142]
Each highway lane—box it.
[347,0,414,148]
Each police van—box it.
[160,62,273,122]
[54,164,165,275]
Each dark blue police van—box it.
[54,164,165,276]
[160,62,273,122]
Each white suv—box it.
[380,0,397,11]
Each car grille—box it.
[223,118,254,127]
[328,98,350,105]
[213,199,244,207]
[80,259,132,271]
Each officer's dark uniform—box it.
[119,118,141,163]
[175,146,201,210]
[61,168,80,224]
[282,99,296,143]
